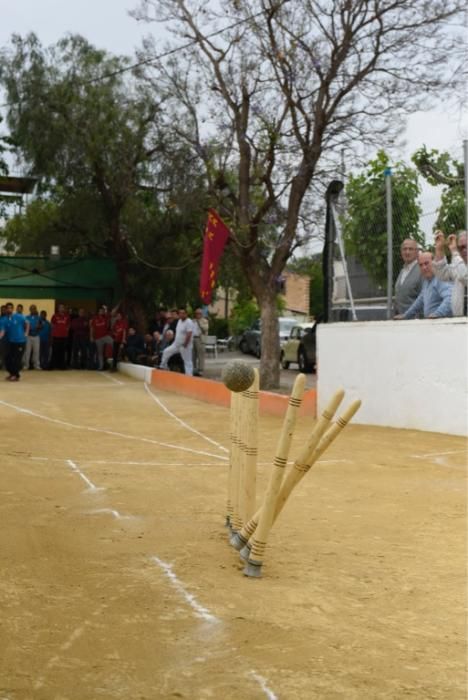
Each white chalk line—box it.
[100,372,124,386]
[151,556,218,623]
[30,456,221,467]
[249,671,279,700]
[144,383,228,454]
[0,398,228,462]
[88,508,134,520]
[64,462,218,626]
[9,382,122,389]
[34,596,118,690]
[14,412,277,695]
[412,449,466,459]
[66,459,102,492]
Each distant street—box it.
[202,348,317,394]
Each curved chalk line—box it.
[100,372,124,386]
[144,383,228,454]
[0,399,227,462]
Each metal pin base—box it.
[243,560,262,578]
[239,543,251,562]
[229,531,247,550]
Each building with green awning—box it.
[0,256,121,313]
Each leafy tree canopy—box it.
[412,146,465,233]
[0,33,209,312]
[343,151,423,287]
[133,0,463,389]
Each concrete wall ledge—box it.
[317,317,468,436]
[118,362,316,418]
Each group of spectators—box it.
[394,230,467,319]
[0,303,209,382]
[1,229,466,382]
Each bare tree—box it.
[133,0,463,389]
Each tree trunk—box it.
[258,288,280,391]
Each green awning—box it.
[0,256,121,303]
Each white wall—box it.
[118,362,153,383]
[317,318,468,437]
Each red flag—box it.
[199,208,230,304]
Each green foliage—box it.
[343,151,423,286]
[229,299,260,336]
[208,315,229,339]
[0,33,210,312]
[412,146,465,232]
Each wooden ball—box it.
[222,361,255,393]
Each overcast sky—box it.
[1,0,466,229]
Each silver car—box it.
[280,322,317,372]
[239,317,298,357]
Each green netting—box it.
[0,256,121,303]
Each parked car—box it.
[280,322,317,372]
[239,317,298,357]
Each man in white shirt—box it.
[433,230,467,316]
[159,307,194,376]
[394,238,422,314]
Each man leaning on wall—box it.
[395,252,453,320]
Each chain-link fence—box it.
[324,149,467,321]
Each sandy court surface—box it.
[0,370,466,700]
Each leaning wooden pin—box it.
[222,361,362,578]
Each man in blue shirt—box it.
[396,252,453,319]
[0,305,8,369]
[0,302,29,381]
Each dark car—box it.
[239,317,298,357]
[280,322,317,372]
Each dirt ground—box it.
[0,370,466,700]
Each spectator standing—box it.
[160,307,194,376]
[0,305,8,369]
[149,309,166,335]
[169,309,179,333]
[71,308,90,369]
[124,327,145,363]
[39,310,51,369]
[50,304,71,369]
[396,252,453,319]
[394,238,422,315]
[433,231,467,316]
[89,306,113,370]
[0,302,29,381]
[23,304,42,370]
[111,311,128,371]
[192,308,209,376]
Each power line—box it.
[0,10,264,109]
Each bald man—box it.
[396,252,453,319]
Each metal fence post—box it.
[464,140,468,234]
[384,167,393,319]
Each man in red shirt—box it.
[111,310,128,372]
[50,304,70,370]
[89,306,113,370]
